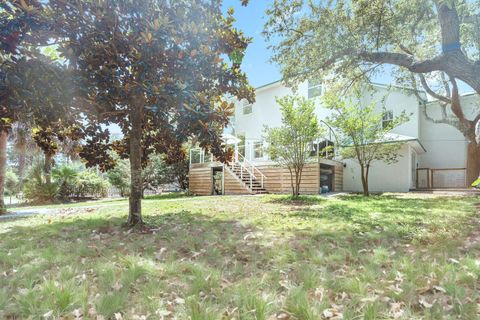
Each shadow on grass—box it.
[143,192,191,201]
[272,195,477,239]
[264,194,326,206]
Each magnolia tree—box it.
[0,1,82,213]
[265,0,480,184]
[49,0,254,225]
[264,96,323,197]
[324,91,409,196]
[0,57,80,212]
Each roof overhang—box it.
[341,133,427,154]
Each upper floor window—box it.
[310,140,335,159]
[242,100,252,115]
[254,142,264,159]
[308,79,322,99]
[382,110,394,129]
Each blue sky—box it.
[222,1,395,88]
[222,1,473,93]
[223,0,281,88]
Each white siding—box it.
[418,94,478,169]
[342,144,414,193]
[229,79,476,191]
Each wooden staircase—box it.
[225,155,268,194]
[229,163,268,194]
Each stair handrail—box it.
[234,152,267,189]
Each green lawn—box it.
[1,194,479,319]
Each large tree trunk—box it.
[466,141,480,186]
[127,102,144,226]
[0,131,8,214]
[17,151,26,187]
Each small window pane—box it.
[382,111,393,129]
[308,80,322,99]
[254,142,263,159]
[242,100,252,114]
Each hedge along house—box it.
[189,79,477,195]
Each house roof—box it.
[341,133,427,154]
[254,79,424,93]
[381,133,427,154]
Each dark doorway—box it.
[320,164,334,193]
[212,167,224,195]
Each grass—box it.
[1,193,479,319]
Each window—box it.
[254,142,264,159]
[242,100,252,115]
[237,134,246,157]
[382,110,393,129]
[308,79,322,99]
[310,140,335,159]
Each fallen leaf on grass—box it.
[322,307,343,319]
[419,296,435,309]
[112,281,123,291]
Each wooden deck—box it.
[189,159,344,196]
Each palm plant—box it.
[52,165,78,199]
[10,122,40,185]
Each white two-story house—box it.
[189,79,476,195]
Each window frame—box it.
[253,141,264,159]
[242,100,253,115]
[308,79,323,99]
[382,110,394,129]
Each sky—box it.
[222,1,473,93]
[222,0,281,88]
[222,1,396,89]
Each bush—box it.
[52,165,78,200]
[23,159,59,203]
[5,170,19,196]
[23,160,109,202]
[72,170,109,199]
[472,177,480,189]
[106,159,130,197]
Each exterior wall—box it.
[233,81,422,141]
[189,164,213,195]
[360,85,422,138]
[326,159,343,192]
[224,169,251,195]
[342,144,414,193]
[225,80,479,191]
[417,94,478,170]
[257,162,321,195]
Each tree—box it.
[106,158,131,198]
[264,0,480,184]
[10,122,40,187]
[264,96,323,197]
[52,0,254,225]
[1,1,81,213]
[143,153,189,192]
[323,90,409,196]
[4,169,19,205]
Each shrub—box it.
[472,177,480,189]
[52,165,78,200]
[23,158,59,204]
[72,170,109,199]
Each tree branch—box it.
[418,74,451,104]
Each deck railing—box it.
[232,151,266,189]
